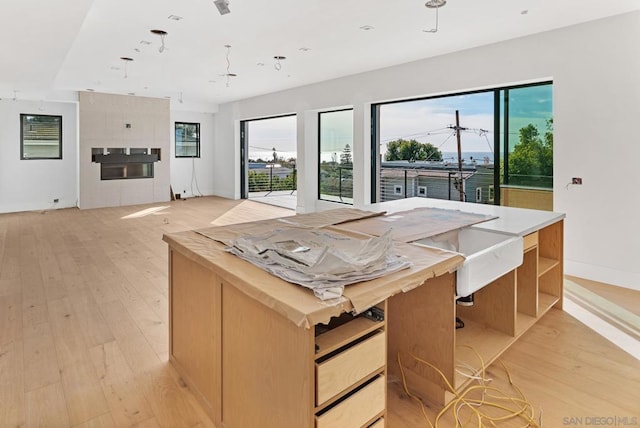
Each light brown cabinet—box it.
[387,220,564,405]
[165,212,563,427]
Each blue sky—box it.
[379,91,495,157]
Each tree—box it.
[384,139,442,162]
[508,119,553,187]
[340,144,352,165]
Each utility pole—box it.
[448,110,467,202]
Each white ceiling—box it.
[1,0,638,110]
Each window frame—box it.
[318,108,354,204]
[175,122,201,158]
[20,114,63,160]
[371,80,552,205]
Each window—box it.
[319,109,353,204]
[21,114,62,159]
[175,122,200,157]
[372,81,552,209]
[240,114,297,199]
[501,84,553,188]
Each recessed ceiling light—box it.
[86,88,95,92]
[208,79,217,83]
[120,57,134,62]
[257,62,265,66]
[521,9,529,15]
[425,0,446,8]
[110,66,121,70]
[168,14,183,21]
[360,25,374,31]
[128,92,136,96]
[299,47,311,52]
[134,48,141,52]
[140,40,152,45]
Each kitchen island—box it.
[163,199,564,428]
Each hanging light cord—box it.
[424,2,444,33]
[225,45,232,87]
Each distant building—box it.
[380,160,495,204]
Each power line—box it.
[380,127,451,143]
[249,145,277,151]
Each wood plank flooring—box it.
[1,196,638,427]
[0,197,292,427]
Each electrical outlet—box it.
[53,198,59,203]
[571,177,583,185]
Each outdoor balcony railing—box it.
[319,164,353,204]
[248,168,297,194]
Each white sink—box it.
[414,228,523,297]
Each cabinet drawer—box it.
[316,376,385,428]
[316,331,385,405]
[523,232,538,251]
[368,417,384,427]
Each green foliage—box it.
[508,119,553,187]
[340,144,352,165]
[384,139,443,162]
[248,170,296,192]
[319,163,353,200]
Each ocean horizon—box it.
[249,150,495,163]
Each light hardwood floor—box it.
[1,197,638,427]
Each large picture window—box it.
[372,81,553,210]
[319,109,354,204]
[20,114,62,159]
[175,122,200,158]
[240,114,297,200]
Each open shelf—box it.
[515,311,537,336]
[454,319,515,390]
[538,291,560,316]
[538,256,559,276]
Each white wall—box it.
[213,11,640,289]
[170,111,215,198]
[0,99,78,213]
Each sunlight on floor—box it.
[121,206,170,219]
[210,200,293,226]
[564,279,640,360]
